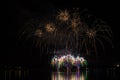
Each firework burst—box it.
[45,23,56,33]
[19,8,112,57]
[80,19,113,55]
[57,9,70,22]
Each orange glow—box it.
[57,10,70,22]
[45,23,56,32]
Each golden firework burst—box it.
[57,9,70,22]
[86,29,96,38]
[45,23,56,33]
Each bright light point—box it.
[116,64,119,67]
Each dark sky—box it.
[7,1,120,65]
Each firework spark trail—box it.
[19,8,113,56]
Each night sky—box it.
[7,1,120,66]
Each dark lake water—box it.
[2,66,120,80]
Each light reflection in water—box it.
[52,71,88,80]
[3,66,29,80]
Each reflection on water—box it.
[52,71,88,80]
[2,65,119,80]
[3,66,29,80]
